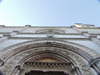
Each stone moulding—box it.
[0,39,98,75]
[2,47,94,75]
[0,39,99,61]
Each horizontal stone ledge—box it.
[12,31,19,33]
[89,36,97,39]
[10,37,89,40]
[81,31,88,34]
[0,25,5,27]
[3,34,11,38]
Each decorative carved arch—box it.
[0,40,99,75]
[11,50,78,75]
[0,40,99,61]
[36,29,65,34]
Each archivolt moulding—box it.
[1,47,94,75]
[0,40,99,61]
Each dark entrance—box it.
[25,70,69,75]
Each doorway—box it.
[25,70,69,75]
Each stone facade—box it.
[0,23,100,75]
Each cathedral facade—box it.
[0,23,100,75]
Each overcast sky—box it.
[0,0,100,27]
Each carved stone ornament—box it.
[1,47,94,75]
[0,40,98,75]
[0,40,99,60]
[0,59,4,67]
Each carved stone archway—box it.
[0,40,99,75]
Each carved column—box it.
[95,61,100,70]
[71,66,82,75]
[0,59,4,67]
[11,65,22,75]
[74,67,82,75]
[91,64,100,75]
[89,57,100,75]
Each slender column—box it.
[91,64,100,75]
[95,61,100,70]
[75,67,82,75]
[89,57,100,75]
[71,66,82,75]
[11,65,23,75]
[0,59,4,67]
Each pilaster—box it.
[18,25,31,32]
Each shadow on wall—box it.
[0,71,3,75]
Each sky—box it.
[0,0,100,27]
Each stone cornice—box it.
[10,37,89,40]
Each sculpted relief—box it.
[0,40,98,75]
[1,47,94,75]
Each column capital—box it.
[15,65,22,70]
[89,57,100,66]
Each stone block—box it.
[12,31,19,33]
[89,36,97,39]
[0,25,5,27]
[25,25,31,27]
[3,34,11,38]
[81,31,88,34]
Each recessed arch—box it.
[0,40,96,75]
[18,50,77,65]
[11,49,79,75]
